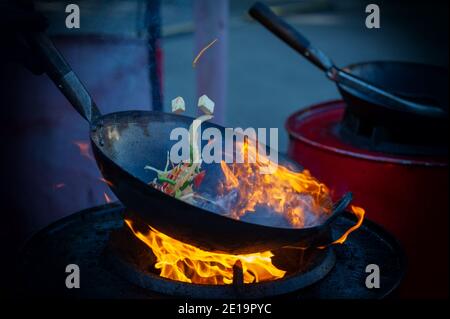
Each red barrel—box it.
[286,100,449,298]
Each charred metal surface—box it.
[15,203,404,299]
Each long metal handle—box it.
[322,192,353,228]
[249,2,447,119]
[26,32,101,123]
[249,1,333,71]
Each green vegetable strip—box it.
[179,180,191,191]
[158,176,176,185]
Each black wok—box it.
[25,32,355,254]
[249,2,448,119]
[249,2,448,156]
[337,61,448,155]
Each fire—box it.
[124,218,286,285]
[104,192,112,203]
[73,140,93,160]
[219,141,332,228]
[99,177,114,187]
[119,129,365,285]
[331,205,365,245]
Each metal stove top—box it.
[15,203,405,299]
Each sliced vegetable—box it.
[157,176,176,185]
[144,115,213,204]
[193,170,206,188]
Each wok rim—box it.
[338,60,449,113]
[341,60,448,75]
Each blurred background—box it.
[162,0,449,151]
[0,0,448,297]
[24,0,450,150]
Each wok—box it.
[248,2,448,156]
[249,2,448,119]
[337,61,448,155]
[25,32,355,254]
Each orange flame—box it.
[331,205,365,245]
[124,218,286,285]
[99,177,114,187]
[219,141,332,228]
[73,141,93,160]
[121,136,364,285]
[104,192,112,203]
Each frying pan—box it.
[248,2,448,120]
[337,61,448,155]
[24,32,355,254]
[249,2,448,156]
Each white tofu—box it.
[198,94,215,115]
[171,96,185,113]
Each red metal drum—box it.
[286,100,449,298]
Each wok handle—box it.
[318,193,365,248]
[249,2,447,119]
[25,32,101,123]
[322,192,353,228]
[248,2,333,71]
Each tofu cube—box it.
[198,94,215,115]
[171,96,185,113]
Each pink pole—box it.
[193,0,229,125]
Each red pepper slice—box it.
[193,170,206,188]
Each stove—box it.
[15,203,404,299]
